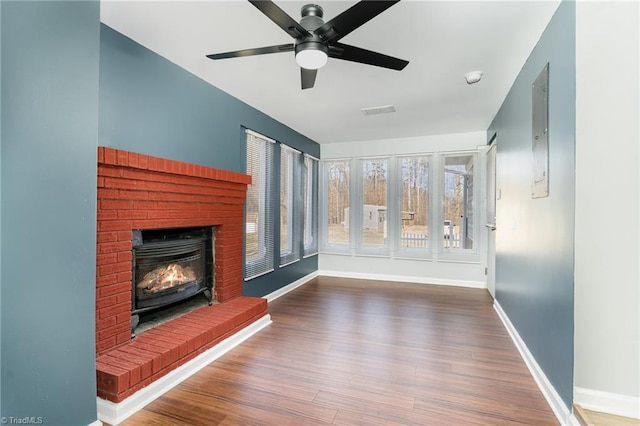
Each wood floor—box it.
[119,277,559,425]
[575,404,640,426]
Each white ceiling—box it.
[100,0,560,144]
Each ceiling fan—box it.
[206,0,409,90]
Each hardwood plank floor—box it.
[119,277,559,425]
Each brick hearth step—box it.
[96,296,267,402]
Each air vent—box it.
[361,105,396,116]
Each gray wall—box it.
[487,1,575,408]
[99,25,320,297]
[0,1,100,425]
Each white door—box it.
[486,143,497,298]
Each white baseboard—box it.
[493,301,580,426]
[97,315,272,425]
[574,387,640,420]
[263,271,318,302]
[319,269,485,289]
[87,420,103,426]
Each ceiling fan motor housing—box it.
[300,4,324,31]
[295,4,328,63]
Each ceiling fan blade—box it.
[206,43,294,60]
[315,1,400,43]
[329,43,408,70]
[249,0,311,39]
[301,68,317,90]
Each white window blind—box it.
[280,144,301,266]
[303,154,318,257]
[245,130,275,280]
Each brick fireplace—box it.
[95,147,268,402]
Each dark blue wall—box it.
[1,1,100,425]
[487,1,575,408]
[99,25,319,297]
[0,0,3,416]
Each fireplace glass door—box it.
[133,236,207,312]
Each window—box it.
[399,156,429,250]
[280,144,301,266]
[325,160,350,247]
[245,130,275,280]
[360,158,388,249]
[443,155,475,250]
[321,151,480,259]
[303,155,318,257]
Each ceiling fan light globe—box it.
[296,49,328,70]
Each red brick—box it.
[117,252,131,263]
[115,292,131,305]
[97,363,129,394]
[99,241,132,254]
[102,147,117,165]
[98,261,131,277]
[137,154,149,170]
[96,316,117,332]
[96,253,118,266]
[101,199,134,210]
[118,189,151,200]
[131,200,158,210]
[116,150,129,166]
[97,295,118,310]
[117,231,132,241]
[98,166,123,178]
[128,152,139,168]
[96,336,116,355]
[116,330,131,345]
[116,271,132,282]
[97,188,120,199]
[99,220,133,232]
[98,302,130,320]
[97,232,119,243]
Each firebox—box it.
[131,227,213,335]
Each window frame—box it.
[303,154,319,258]
[393,154,432,258]
[279,144,301,267]
[438,151,479,260]
[320,151,481,263]
[355,156,390,256]
[319,159,352,254]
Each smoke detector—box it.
[464,71,483,85]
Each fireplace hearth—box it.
[131,227,213,335]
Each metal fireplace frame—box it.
[130,228,213,336]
